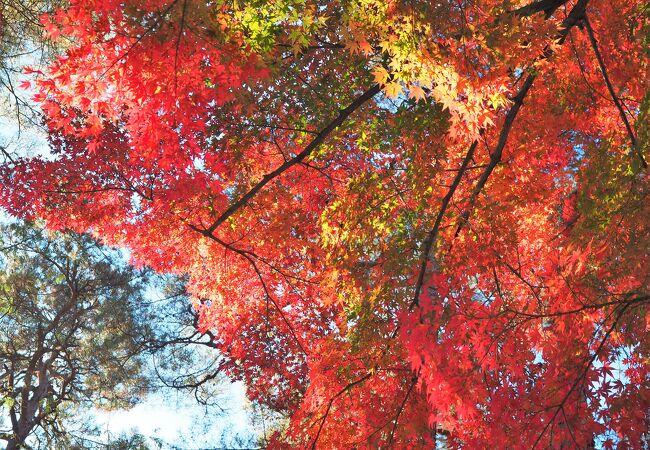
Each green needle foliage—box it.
[0,221,152,449]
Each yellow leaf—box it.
[384,81,402,99]
[372,66,390,85]
[408,84,427,102]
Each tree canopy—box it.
[0,222,152,449]
[0,221,252,449]
[0,0,648,447]
[0,0,60,135]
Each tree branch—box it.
[454,0,589,238]
[200,84,381,235]
[386,375,418,448]
[188,225,309,356]
[513,0,569,18]
[583,16,647,168]
[531,302,631,448]
[309,371,373,450]
[411,141,478,308]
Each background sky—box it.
[94,383,258,448]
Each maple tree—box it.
[0,0,648,447]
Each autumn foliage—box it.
[2,0,649,447]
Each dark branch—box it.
[583,16,647,168]
[411,141,478,308]
[200,84,381,235]
[531,303,631,448]
[454,0,589,238]
[386,375,418,447]
[309,372,373,450]
[188,225,309,356]
[513,0,569,18]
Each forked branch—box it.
[201,84,381,235]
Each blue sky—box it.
[94,383,258,448]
